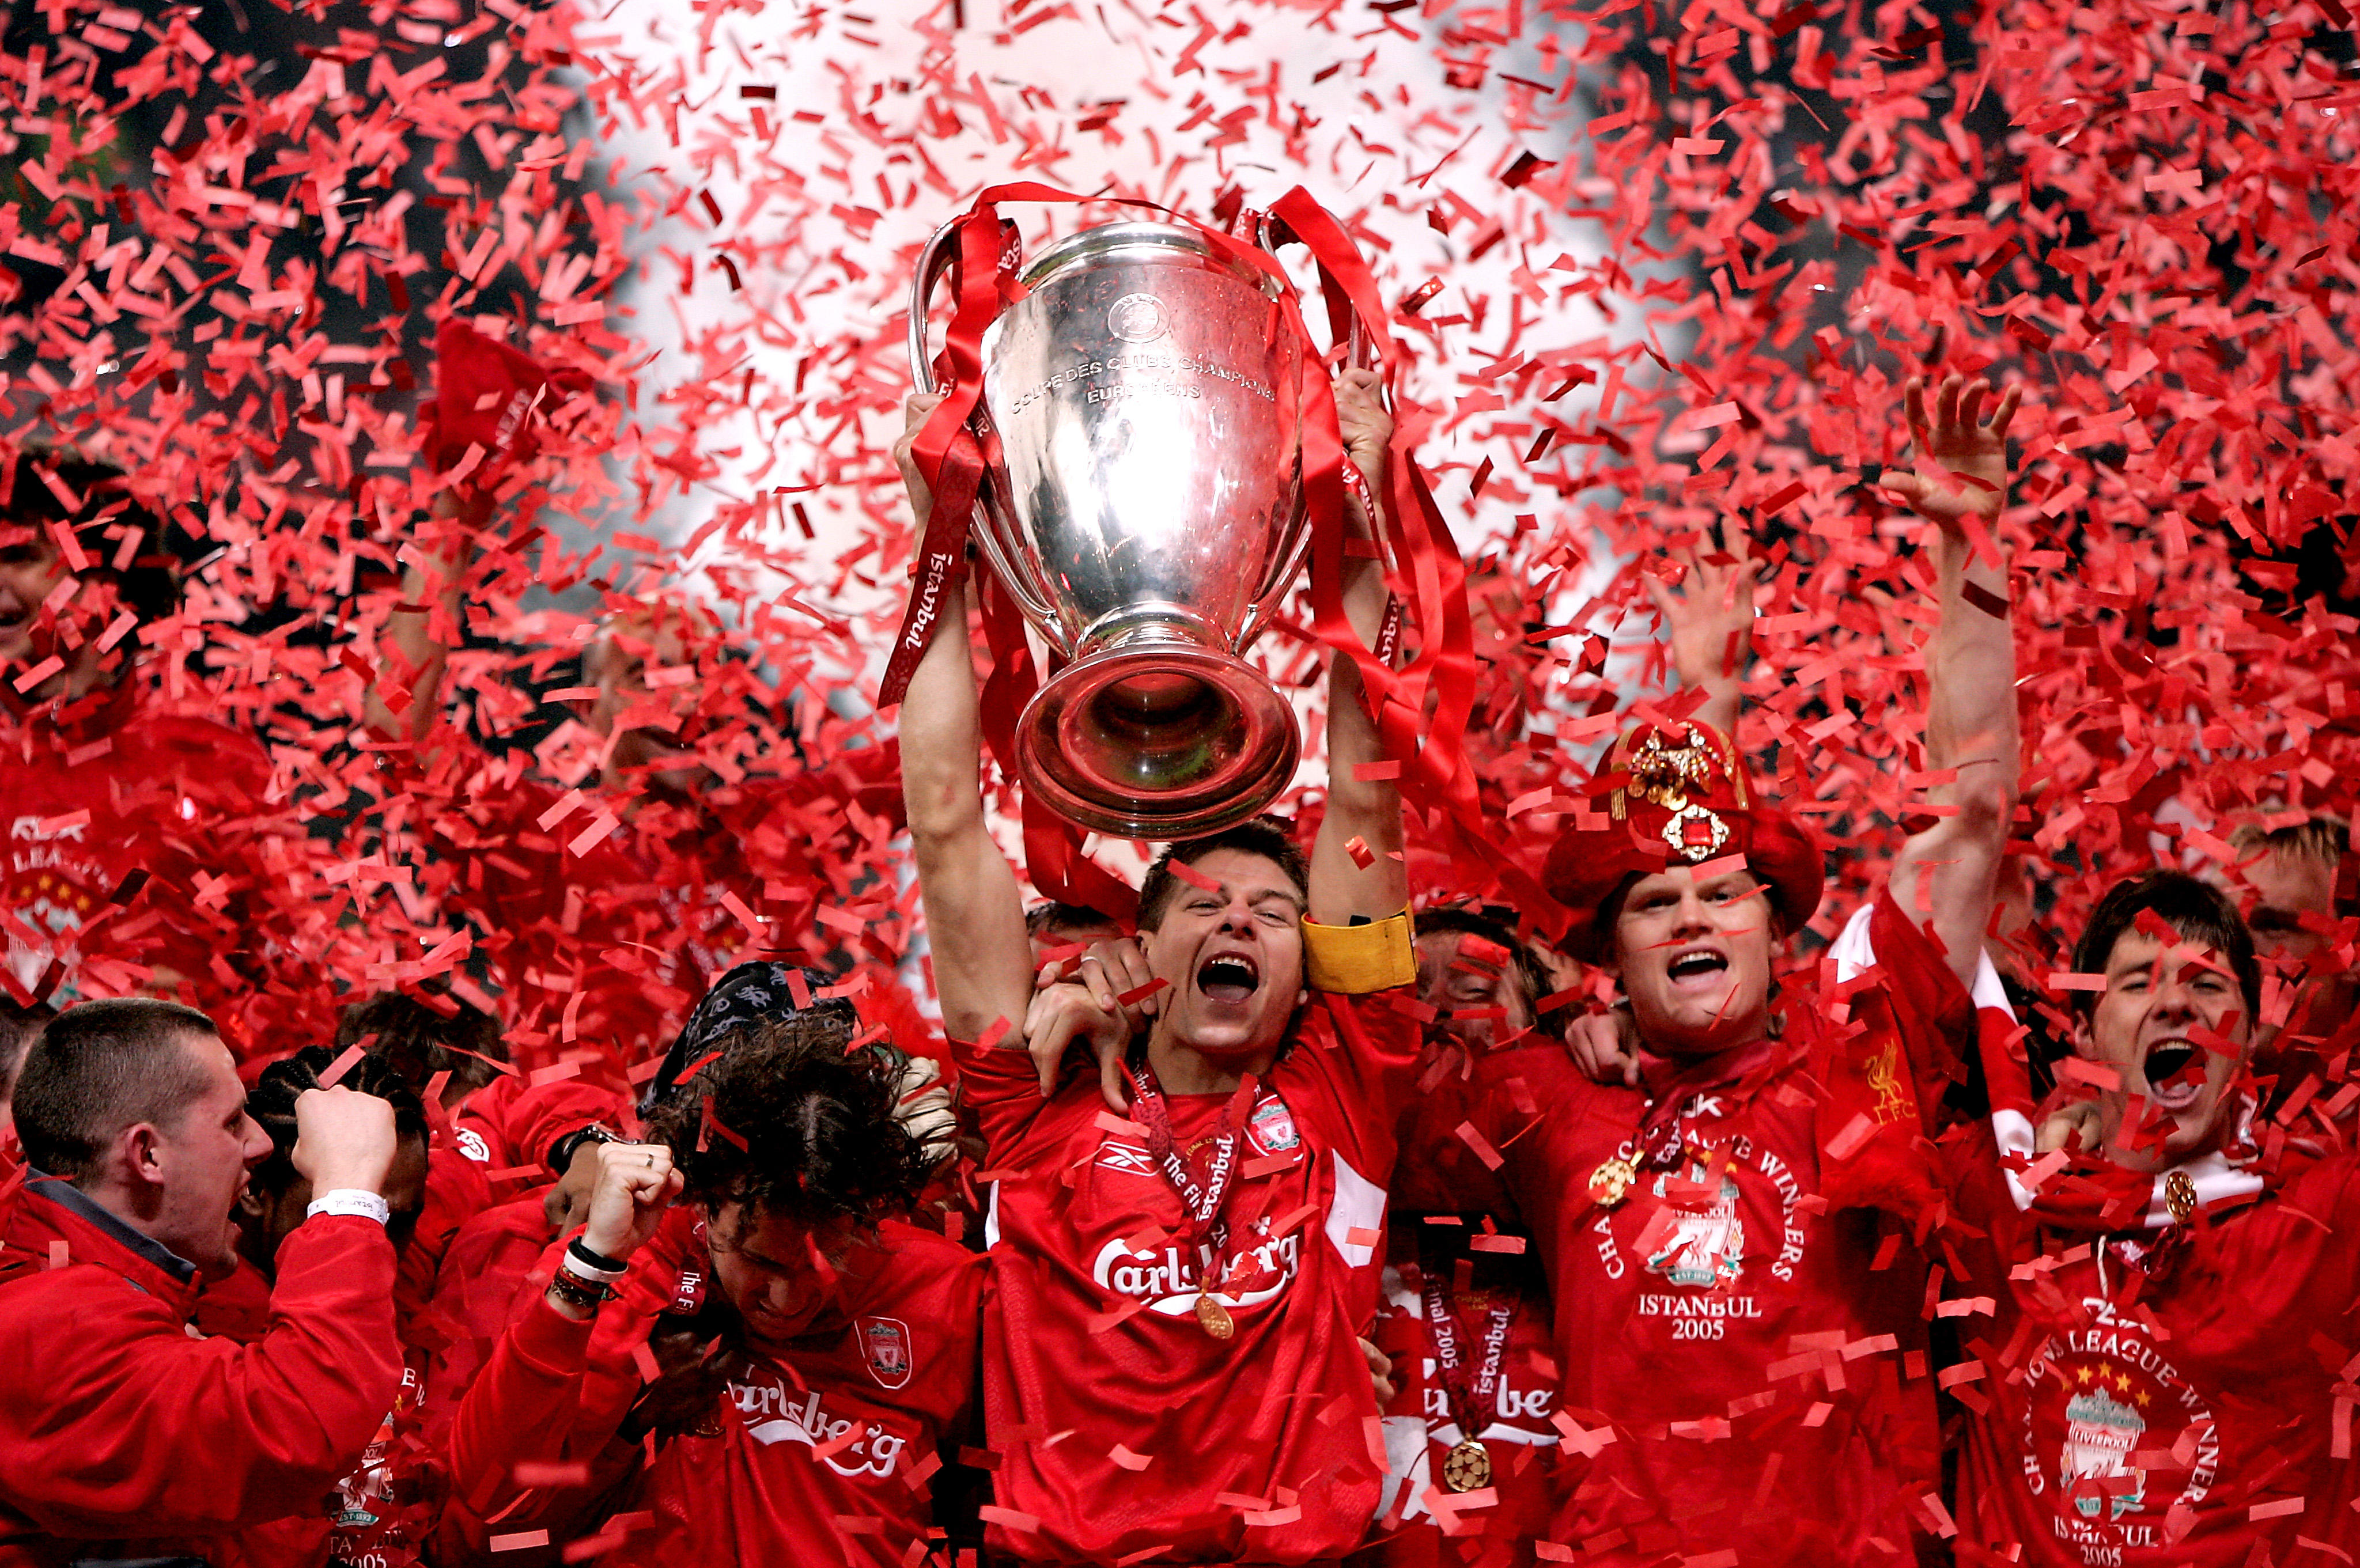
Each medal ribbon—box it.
[1124,1066,1257,1286]
[1421,1271,1514,1442]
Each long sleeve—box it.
[0,1214,401,1539]
[439,1247,660,1552]
[444,1295,604,1524]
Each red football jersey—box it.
[958,987,1424,1563]
[1945,1133,2360,1565]
[1469,888,1980,1566]
[1359,1234,1559,1568]
[0,684,273,1004]
[440,1206,983,1568]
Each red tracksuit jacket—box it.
[441,1206,984,1566]
[0,1172,402,1568]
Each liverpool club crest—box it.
[2062,1387,2146,1520]
[860,1316,913,1389]
[1646,1160,1746,1289]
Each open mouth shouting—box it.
[1195,952,1261,1008]
[1662,944,1731,994]
[2141,1039,2207,1111]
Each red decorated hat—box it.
[1543,719,1824,960]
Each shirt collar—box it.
[24,1169,202,1286]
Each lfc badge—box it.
[1589,1154,1637,1207]
[859,1316,914,1389]
[1442,1436,1493,1493]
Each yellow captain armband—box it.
[1302,908,1416,995]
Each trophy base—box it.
[1016,643,1302,840]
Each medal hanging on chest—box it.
[1594,1081,1715,1211]
[1423,1271,1514,1492]
[1589,1153,1637,1207]
[1126,1064,1258,1342]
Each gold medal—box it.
[2162,1168,2196,1223]
[1442,1436,1492,1493]
[1589,1154,1637,1207]
[1194,1291,1236,1340]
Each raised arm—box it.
[1308,368,1409,926]
[362,489,489,741]
[1647,539,1760,740]
[367,323,576,744]
[892,394,1037,1047]
[1881,373,2024,989]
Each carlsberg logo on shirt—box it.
[1092,1223,1302,1317]
[732,1378,910,1479]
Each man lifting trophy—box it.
[890,191,1427,1566]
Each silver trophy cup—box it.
[910,219,1319,839]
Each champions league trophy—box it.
[907,218,1336,839]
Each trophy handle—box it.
[907,218,963,394]
[1234,300,1385,650]
[970,498,1071,651]
[1249,211,1381,373]
[904,217,1070,645]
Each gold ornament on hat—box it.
[1612,726,1741,864]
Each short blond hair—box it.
[2227,816,2349,868]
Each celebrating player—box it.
[1477,374,2025,1564]
[895,368,1426,1563]
[438,1009,981,1565]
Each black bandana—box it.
[637,961,855,1115]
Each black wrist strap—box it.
[547,1122,619,1175]
[568,1237,628,1274]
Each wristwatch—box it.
[547,1122,620,1176]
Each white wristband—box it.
[561,1243,627,1285]
[306,1189,391,1226]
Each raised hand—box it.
[893,391,948,522]
[1880,373,2021,531]
[1333,368,1391,508]
[1644,542,1760,697]
[290,1086,399,1198]
[578,1141,683,1262]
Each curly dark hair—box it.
[336,988,508,1100]
[247,1044,430,1196]
[642,1010,931,1229]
